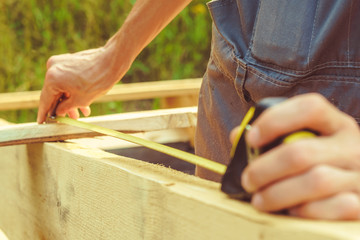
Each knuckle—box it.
[284,142,311,170]
[45,68,58,82]
[343,114,359,130]
[354,147,360,166]
[348,143,360,164]
[340,117,360,163]
[46,56,56,68]
[303,93,327,105]
[307,165,332,194]
[337,193,360,220]
[302,94,328,121]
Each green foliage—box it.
[0,0,211,122]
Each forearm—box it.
[37,0,192,123]
[104,0,192,78]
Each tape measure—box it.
[52,97,318,200]
[55,116,227,175]
[221,97,318,199]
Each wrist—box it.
[102,35,134,85]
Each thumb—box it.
[37,89,61,123]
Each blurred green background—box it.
[0,0,211,123]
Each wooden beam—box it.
[99,78,201,103]
[0,79,201,111]
[0,229,8,240]
[0,119,12,126]
[0,107,197,146]
[0,142,359,240]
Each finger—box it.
[55,96,90,119]
[56,97,76,117]
[38,66,67,123]
[67,108,80,119]
[242,136,351,192]
[246,93,352,148]
[79,106,91,117]
[230,126,241,143]
[37,88,61,123]
[251,165,360,212]
[56,112,66,117]
[289,192,360,220]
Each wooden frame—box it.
[0,109,359,240]
[0,107,197,146]
[0,79,201,111]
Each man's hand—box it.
[231,93,360,220]
[37,46,126,123]
[36,0,191,124]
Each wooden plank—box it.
[100,78,201,103]
[0,119,12,126]
[0,79,201,111]
[0,107,197,146]
[0,142,359,240]
[160,94,199,147]
[0,229,8,240]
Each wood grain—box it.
[0,107,197,146]
[0,142,359,240]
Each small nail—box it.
[242,172,256,193]
[252,193,264,210]
[246,126,260,146]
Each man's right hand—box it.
[36,0,192,124]
[37,46,128,123]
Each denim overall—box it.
[195,0,360,182]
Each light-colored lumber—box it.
[160,94,199,147]
[0,119,12,126]
[0,107,197,147]
[0,229,8,240]
[0,142,359,240]
[0,79,202,111]
[100,78,201,103]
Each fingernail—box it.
[242,172,256,193]
[247,126,260,146]
[252,193,264,210]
